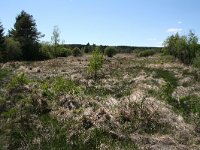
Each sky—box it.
[0,0,200,47]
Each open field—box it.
[0,53,200,149]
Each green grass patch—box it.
[41,76,83,99]
[0,69,11,81]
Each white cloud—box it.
[167,28,182,33]
[177,21,183,24]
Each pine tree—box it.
[0,22,5,51]
[87,47,104,80]
[0,22,5,61]
[9,11,43,60]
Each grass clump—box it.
[137,49,157,57]
[0,69,11,81]
[119,99,172,135]
[7,73,29,89]
[41,76,82,99]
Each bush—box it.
[193,56,200,69]
[88,47,104,79]
[39,42,53,59]
[4,38,22,61]
[72,47,82,57]
[163,31,199,65]
[137,50,156,57]
[60,47,72,57]
[54,47,71,57]
[104,46,116,57]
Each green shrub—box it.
[39,42,53,59]
[7,73,29,89]
[72,47,82,57]
[0,69,11,81]
[104,46,116,57]
[58,47,71,57]
[87,47,104,79]
[137,50,156,57]
[193,56,200,69]
[163,31,199,65]
[4,38,22,60]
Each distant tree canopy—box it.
[9,10,43,60]
[163,31,199,65]
[84,43,93,53]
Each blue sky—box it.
[0,0,200,46]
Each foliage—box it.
[7,73,29,89]
[0,22,5,58]
[163,31,199,65]
[51,26,60,51]
[192,55,200,69]
[72,47,82,57]
[105,46,117,57]
[0,22,5,62]
[41,76,82,99]
[137,49,156,57]
[4,38,22,60]
[87,47,104,79]
[84,43,93,53]
[9,10,43,60]
[38,42,53,59]
[0,69,11,81]
[54,46,72,57]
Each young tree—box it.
[51,25,60,51]
[88,47,104,80]
[9,11,43,60]
[187,30,198,63]
[163,31,199,64]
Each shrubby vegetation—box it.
[88,47,104,79]
[4,38,22,61]
[163,31,199,65]
[72,47,82,57]
[137,49,157,57]
[104,46,116,57]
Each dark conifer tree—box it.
[0,22,5,61]
[9,11,44,60]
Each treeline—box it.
[0,10,163,62]
[163,31,200,65]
